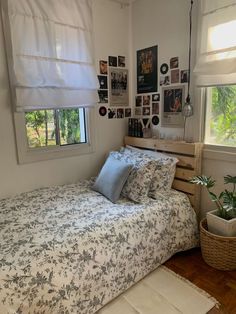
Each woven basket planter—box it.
[200,219,236,271]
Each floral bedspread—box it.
[0,180,199,314]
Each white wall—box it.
[131,0,236,214]
[0,0,130,198]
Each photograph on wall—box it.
[98,90,108,103]
[160,75,170,86]
[171,69,179,84]
[143,107,151,116]
[161,86,185,127]
[181,70,189,83]
[99,60,108,74]
[108,108,116,119]
[152,102,159,114]
[118,56,125,67]
[125,108,131,117]
[135,95,142,107]
[98,75,108,89]
[152,93,160,102]
[135,107,142,116]
[109,56,117,67]
[117,108,124,118]
[143,95,151,106]
[170,57,179,69]
[137,45,158,94]
[109,67,128,106]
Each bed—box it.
[0,137,202,314]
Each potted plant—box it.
[190,175,236,237]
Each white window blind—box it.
[194,0,236,86]
[1,0,98,111]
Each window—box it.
[2,0,97,163]
[205,85,236,147]
[25,108,86,148]
[14,108,95,164]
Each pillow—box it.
[92,154,133,203]
[121,146,178,195]
[124,145,171,160]
[110,151,156,203]
[123,145,178,162]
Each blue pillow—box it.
[92,154,132,203]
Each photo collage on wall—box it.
[161,56,188,127]
[97,56,131,119]
[135,46,189,129]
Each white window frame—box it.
[14,108,95,164]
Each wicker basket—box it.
[200,219,236,271]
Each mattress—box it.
[0,179,199,313]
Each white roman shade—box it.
[2,0,98,111]
[194,0,236,86]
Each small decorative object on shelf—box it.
[140,118,152,138]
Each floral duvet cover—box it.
[0,180,199,314]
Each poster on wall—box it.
[161,85,185,128]
[109,67,128,106]
[137,45,158,94]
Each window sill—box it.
[18,143,95,164]
[203,144,236,163]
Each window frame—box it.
[14,107,95,164]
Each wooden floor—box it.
[164,248,236,314]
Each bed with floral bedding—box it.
[0,178,198,314]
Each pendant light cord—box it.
[187,0,193,102]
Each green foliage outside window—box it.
[210,85,236,147]
[59,109,81,145]
[25,108,84,148]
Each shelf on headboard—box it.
[124,136,203,217]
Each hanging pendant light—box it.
[182,0,194,140]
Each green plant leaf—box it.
[189,175,215,188]
[224,175,236,185]
[208,192,218,202]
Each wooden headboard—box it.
[124,136,203,217]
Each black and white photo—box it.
[109,68,128,106]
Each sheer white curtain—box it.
[2,0,98,111]
[194,0,236,86]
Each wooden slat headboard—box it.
[124,136,203,217]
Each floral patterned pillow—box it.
[148,158,177,197]
[121,147,178,197]
[110,151,156,203]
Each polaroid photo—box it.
[170,57,179,69]
[98,75,108,89]
[109,56,117,67]
[99,60,108,75]
[143,95,151,106]
[118,56,125,67]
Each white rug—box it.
[98,266,219,314]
